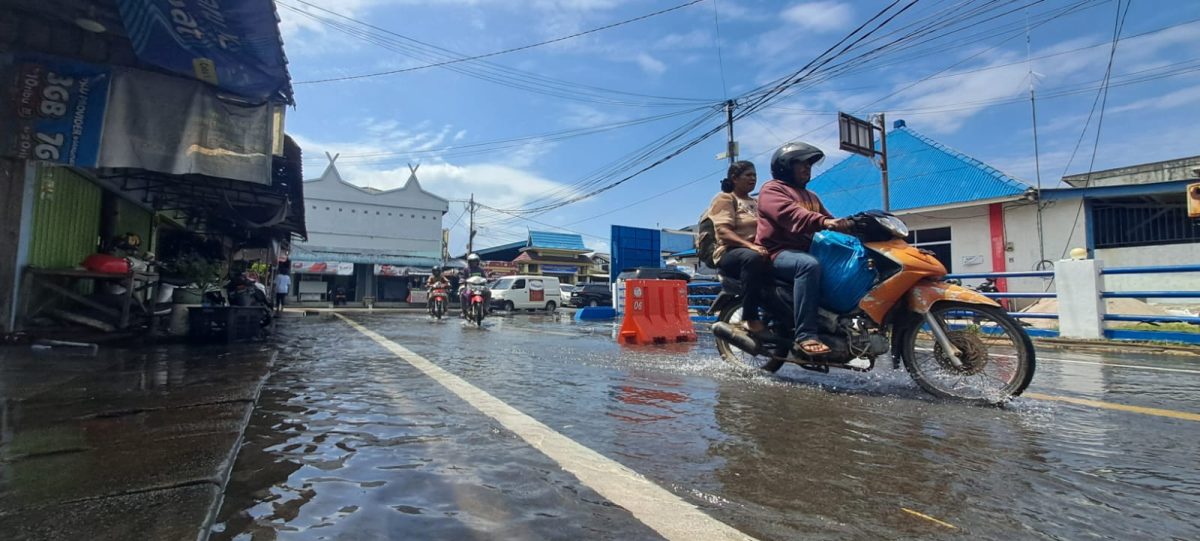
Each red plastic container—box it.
[82,254,130,274]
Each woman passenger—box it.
[705,160,771,336]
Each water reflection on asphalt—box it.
[213,312,1200,540]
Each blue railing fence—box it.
[684,264,1199,344]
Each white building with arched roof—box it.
[290,155,449,305]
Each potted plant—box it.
[164,252,225,304]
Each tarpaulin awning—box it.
[1,53,282,185]
[114,0,294,104]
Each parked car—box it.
[490,275,563,312]
[559,283,577,305]
[571,283,613,308]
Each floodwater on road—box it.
[211,312,1200,540]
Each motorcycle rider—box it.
[427,265,450,289]
[756,142,851,357]
[459,254,491,317]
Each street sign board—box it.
[838,112,877,157]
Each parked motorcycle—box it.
[711,210,1035,404]
[225,272,274,329]
[463,276,489,327]
[429,285,449,320]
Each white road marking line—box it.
[1037,357,1200,375]
[914,347,1200,375]
[336,314,757,541]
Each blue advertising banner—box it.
[115,0,293,103]
[541,264,578,274]
[0,54,110,167]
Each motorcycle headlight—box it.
[878,215,909,238]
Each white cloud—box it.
[634,53,667,75]
[654,29,711,50]
[292,129,576,212]
[780,1,854,34]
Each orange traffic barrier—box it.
[618,279,697,345]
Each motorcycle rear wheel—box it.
[715,302,785,373]
[900,301,1035,404]
[470,303,484,327]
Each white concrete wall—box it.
[902,197,1200,303]
[1096,244,1200,303]
[1000,199,1087,295]
[297,164,448,256]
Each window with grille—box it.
[1092,195,1200,249]
[905,227,953,272]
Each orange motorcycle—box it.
[711,210,1035,403]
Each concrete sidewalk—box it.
[0,342,275,540]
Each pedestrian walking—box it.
[275,271,291,313]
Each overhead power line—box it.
[278,0,716,108]
[290,0,708,85]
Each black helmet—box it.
[432,265,443,274]
[771,142,825,183]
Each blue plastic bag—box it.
[811,231,878,314]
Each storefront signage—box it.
[375,265,410,276]
[541,264,578,274]
[292,261,353,275]
[484,260,517,276]
[0,54,110,166]
[114,0,293,102]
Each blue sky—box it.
[277,0,1200,255]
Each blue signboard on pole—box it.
[610,225,662,283]
[1,54,110,167]
[115,0,293,103]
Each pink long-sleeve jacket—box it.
[755,179,833,259]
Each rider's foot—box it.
[794,338,831,357]
[740,321,772,340]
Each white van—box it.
[490,275,562,312]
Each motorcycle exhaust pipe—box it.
[712,322,763,355]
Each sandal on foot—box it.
[794,339,831,357]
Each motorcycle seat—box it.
[717,274,793,294]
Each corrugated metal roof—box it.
[809,125,1030,215]
[528,231,587,250]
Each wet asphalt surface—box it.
[211,311,1200,540]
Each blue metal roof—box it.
[529,231,588,251]
[472,240,526,260]
[810,125,1030,215]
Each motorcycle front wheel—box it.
[715,302,785,373]
[900,301,1036,404]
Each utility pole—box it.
[878,113,890,212]
[724,99,737,165]
[467,193,476,255]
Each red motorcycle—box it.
[428,285,449,320]
[463,276,489,327]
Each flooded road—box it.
[212,312,1200,540]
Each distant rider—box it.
[459,254,491,317]
[427,265,450,290]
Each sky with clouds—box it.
[277,0,1200,254]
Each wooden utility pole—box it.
[467,193,476,254]
[725,99,736,165]
[878,113,890,212]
